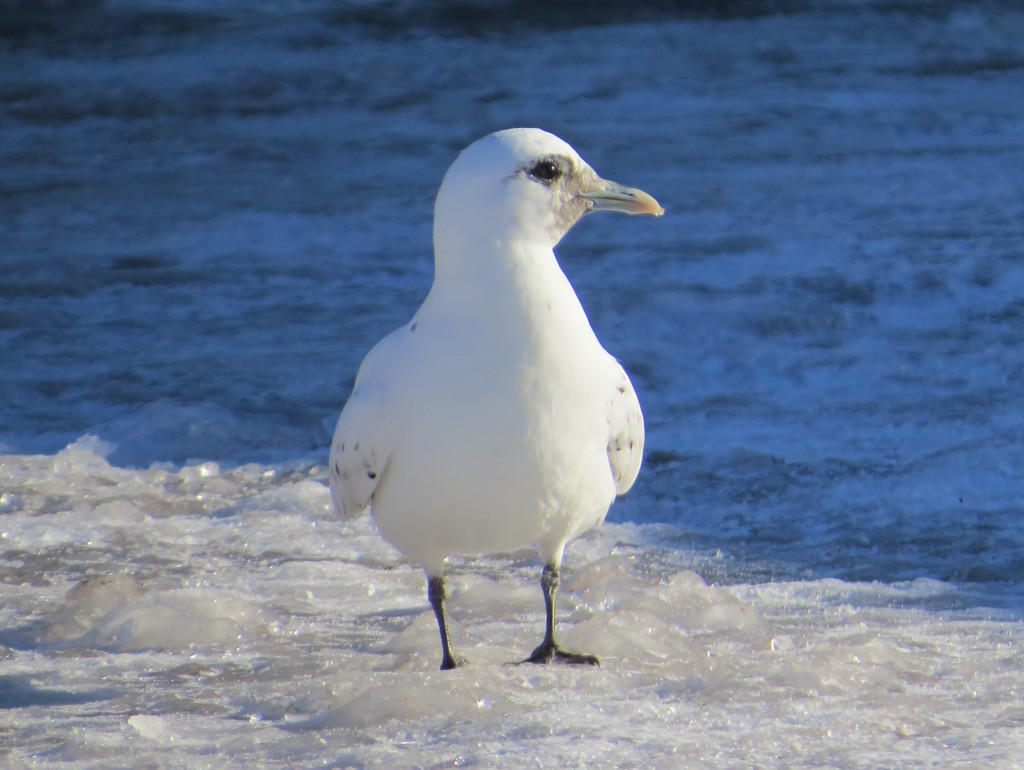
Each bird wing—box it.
[607,362,645,495]
[328,344,396,519]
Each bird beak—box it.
[577,180,664,216]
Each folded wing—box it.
[606,363,645,495]
[329,371,392,520]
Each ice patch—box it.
[42,577,271,652]
[289,676,496,730]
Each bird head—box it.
[434,128,663,258]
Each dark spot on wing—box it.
[367,471,377,479]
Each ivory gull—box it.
[330,128,663,669]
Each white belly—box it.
[369,323,617,573]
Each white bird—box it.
[329,128,663,670]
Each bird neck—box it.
[431,197,557,286]
[423,235,594,358]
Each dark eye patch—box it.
[527,157,566,184]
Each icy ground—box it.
[2,1,1024,767]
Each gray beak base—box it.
[577,180,664,216]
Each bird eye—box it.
[529,159,563,183]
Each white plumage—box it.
[330,128,662,669]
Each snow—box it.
[2,1,1024,767]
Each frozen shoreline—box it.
[3,440,1023,768]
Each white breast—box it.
[363,251,625,573]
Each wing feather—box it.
[328,346,395,519]
[607,363,644,495]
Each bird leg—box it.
[427,575,464,670]
[524,563,599,666]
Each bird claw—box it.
[522,642,600,667]
[440,654,467,671]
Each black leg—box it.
[524,563,599,666]
[428,575,463,670]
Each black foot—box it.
[523,642,599,667]
[439,655,466,671]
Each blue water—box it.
[4,1,1024,579]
